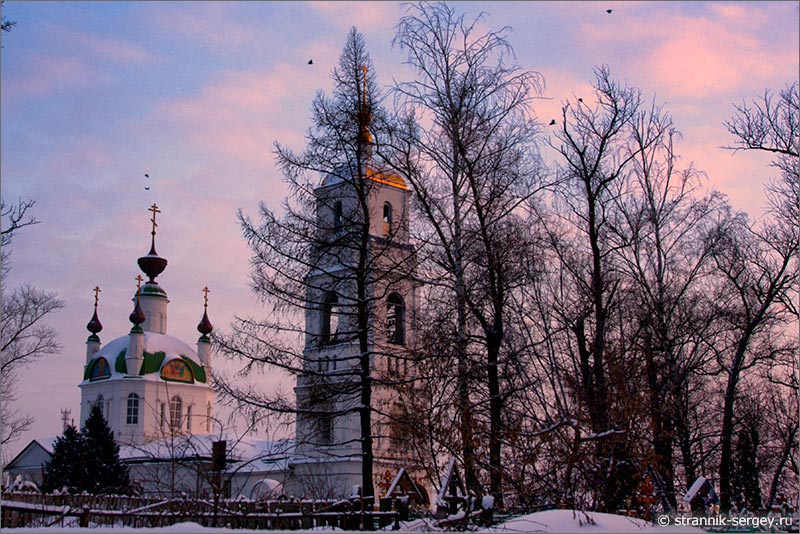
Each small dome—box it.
[129,299,146,326]
[197,309,213,336]
[86,309,103,335]
[138,253,168,283]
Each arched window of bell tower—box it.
[321,292,340,345]
[382,202,393,236]
[386,292,405,345]
[333,201,343,229]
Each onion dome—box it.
[197,286,213,338]
[129,295,146,329]
[197,310,213,336]
[87,309,103,335]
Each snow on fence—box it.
[1,494,402,530]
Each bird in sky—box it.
[578,97,583,103]
[308,59,313,65]
[144,173,149,178]
[144,186,150,191]
[549,119,557,126]
[606,9,613,13]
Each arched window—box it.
[333,201,343,228]
[187,405,192,431]
[126,394,139,425]
[386,293,405,345]
[160,403,166,429]
[321,292,340,345]
[383,202,393,235]
[206,403,212,432]
[170,396,183,430]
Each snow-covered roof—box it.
[80,332,206,385]
[120,434,295,470]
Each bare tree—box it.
[390,1,543,506]
[215,28,416,503]
[715,82,800,511]
[1,199,64,454]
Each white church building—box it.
[5,190,431,503]
[79,205,215,446]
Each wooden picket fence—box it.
[1,493,401,530]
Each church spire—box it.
[197,286,213,371]
[138,203,168,283]
[85,286,103,363]
[129,275,146,331]
[197,286,213,339]
[86,286,103,340]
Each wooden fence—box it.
[1,494,402,530]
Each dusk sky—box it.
[1,1,798,458]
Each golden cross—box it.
[135,274,144,291]
[93,286,101,307]
[202,286,210,308]
[148,203,161,236]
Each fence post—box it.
[79,506,91,528]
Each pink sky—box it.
[1,1,797,460]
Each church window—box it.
[170,396,183,430]
[187,405,192,431]
[126,394,139,425]
[386,293,405,345]
[333,201,343,228]
[319,413,333,445]
[382,202,393,235]
[321,292,340,345]
[206,403,212,432]
[95,395,104,418]
[160,403,166,429]
[90,357,111,381]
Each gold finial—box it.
[148,203,161,237]
[135,274,144,292]
[93,286,101,308]
[202,286,210,308]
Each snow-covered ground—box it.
[481,509,703,533]
[4,510,704,533]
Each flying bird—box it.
[144,186,150,191]
[308,59,313,65]
[549,119,557,126]
[144,173,149,178]
[578,98,583,103]
[606,9,613,13]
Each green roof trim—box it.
[140,351,166,375]
[198,334,210,344]
[180,356,206,383]
[140,285,168,299]
[130,325,144,334]
[115,350,128,373]
[87,334,100,343]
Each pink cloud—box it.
[148,3,259,52]
[310,1,400,32]
[3,55,107,98]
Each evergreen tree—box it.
[82,405,130,495]
[43,424,85,493]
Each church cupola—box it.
[126,278,145,376]
[135,203,169,334]
[86,286,103,363]
[197,287,213,371]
